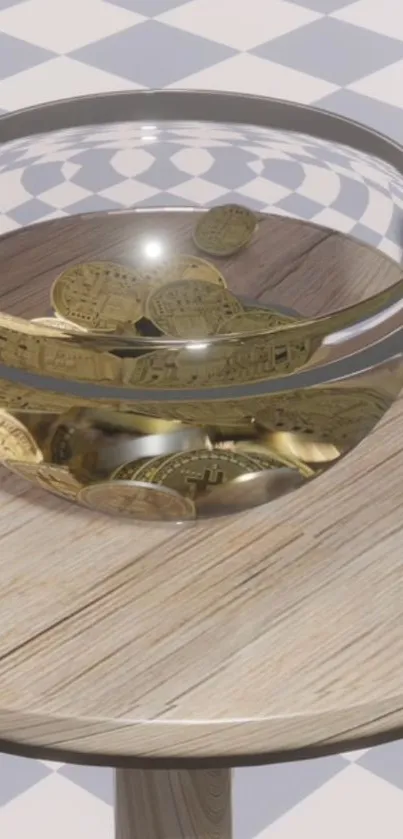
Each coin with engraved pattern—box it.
[51,261,146,332]
[216,438,314,477]
[145,448,261,500]
[0,411,42,463]
[229,440,315,477]
[79,480,195,522]
[3,459,83,500]
[193,204,257,256]
[145,278,243,338]
[139,254,226,287]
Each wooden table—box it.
[1,89,403,838]
[1,391,403,836]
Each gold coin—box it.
[13,411,60,453]
[32,317,86,333]
[51,261,145,332]
[145,278,243,338]
[79,480,195,522]
[193,204,257,256]
[217,308,297,335]
[140,254,226,287]
[4,460,82,500]
[148,448,260,500]
[0,410,42,462]
[112,454,171,483]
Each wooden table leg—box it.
[115,768,232,839]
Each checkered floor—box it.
[0,0,403,836]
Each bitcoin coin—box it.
[51,261,146,332]
[79,480,196,522]
[193,204,257,256]
[4,460,82,500]
[32,317,86,333]
[229,440,315,478]
[147,448,261,500]
[217,308,297,335]
[13,411,60,454]
[0,411,42,462]
[139,254,226,287]
[111,455,168,483]
[145,279,243,338]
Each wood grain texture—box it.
[115,769,232,839]
[0,211,399,322]
[0,392,403,764]
[0,212,402,766]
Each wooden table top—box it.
[0,211,403,768]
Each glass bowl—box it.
[0,90,402,524]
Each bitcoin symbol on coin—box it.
[147,448,261,500]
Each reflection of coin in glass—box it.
[255,387,389,447]
[44,419,81,465]
[67,408,186,437]
[4,460,82,500]
[149,448,260,500]
[197,469,307,517]
[145,278,243,338]
[32,317,86,333]
[140,254,226,287]
[217,308,297,335]
[193,204,257,256]
[51,261,146,332]
[79,480,195,522]
[0,411,42,463]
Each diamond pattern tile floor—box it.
[251,17,403,85]
[71,21,236,88]
[0,0,402,836]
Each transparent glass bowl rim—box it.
[0,89,402,351]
